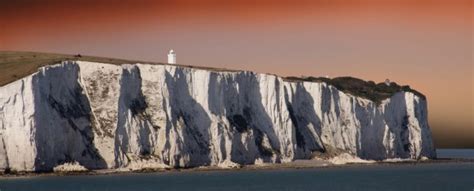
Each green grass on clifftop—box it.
[0,51,146,86]
[0,51,425,103]
[284,76,425,103]
[0,51,241,86]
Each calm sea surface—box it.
[0,149,472,191]
[437,148,474,159]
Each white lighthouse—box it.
[167,49,176,64]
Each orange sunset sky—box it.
[0,0,472,147]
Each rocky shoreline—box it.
[1,158,472,178]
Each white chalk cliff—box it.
[0,61,436,172]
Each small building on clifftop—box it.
[168,49,176,64]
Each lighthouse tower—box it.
[168,49,176,64]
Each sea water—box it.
[0,149,472,191]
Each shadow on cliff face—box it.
[33,62,107,172]
[413,98,436,158]
[383,93,410,159]
[354,99,386,160]
[355,92,409,160]
[208,72,282,164]
[284,83,324,159]
[319,85,344,154]
[207,72,232,162]
[163,69,212,167]
[115,66,154,167]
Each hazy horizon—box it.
[0,0,472,148]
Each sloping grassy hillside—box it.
[0,51,147,86]
[284,76,425,103]
[0,51,242,87]
[0,51,424,103]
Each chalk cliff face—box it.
[0,61,436,172]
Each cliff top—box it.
[284,76,425,103]
[0,51,240,87]
[0,51,425,102]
